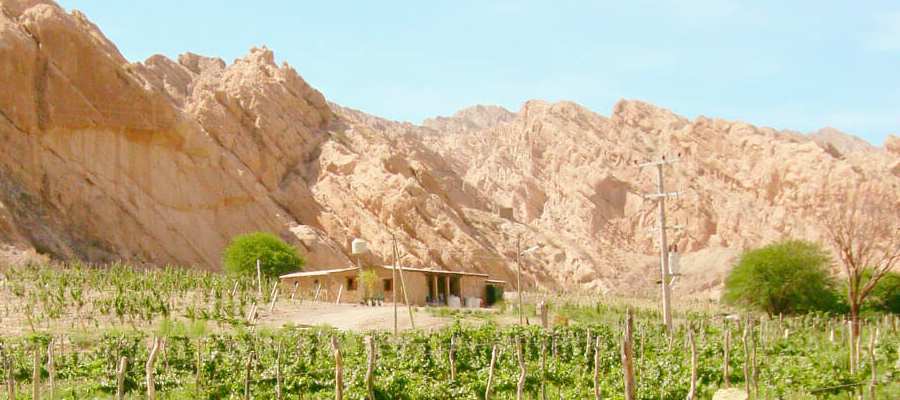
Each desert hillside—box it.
[1,0,898,298]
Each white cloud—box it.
[864,11,900,51]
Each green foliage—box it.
[222,232,304,278]
[359,269,380,301]
[723,240,840,315]
[861,271,900,314]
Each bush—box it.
[223,232,304,278]
[859,270,900,314]
[723,240,840,315]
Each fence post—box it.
[485,344,499,400]
[332,336,343,400]
[116,356,128,400]
[622,310,636,400]
[146,337,160,400]
[539,300,549,329]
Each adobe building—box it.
[279,265,506,307]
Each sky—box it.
[58,0,900,145]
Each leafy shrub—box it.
[723,239,840,315]
[222,232,303,278]
[859,270,900,314]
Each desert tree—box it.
[817,181,899,362]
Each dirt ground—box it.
[259,300,497,331]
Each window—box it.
[383,278,393,291]
[346,277,357,291]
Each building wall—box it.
[281,268,489,307]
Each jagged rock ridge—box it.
[1,0,897,298]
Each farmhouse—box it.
[280,265,506,307]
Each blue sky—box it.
[59,1,899,145]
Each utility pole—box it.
[391,233,399,335]
[639,157,680,333]
[516,234,524,326]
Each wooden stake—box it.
[256,259,263,299]
[6,352,16,400]
[269,282,279,312]
[867,332,876,399]
[332,336,343,400]
[146,337,160,400]
[393,241,416,329]
[243,350,254,400]
[742,324,750,395]
[449,335,457,382]
[116,356,128,400]
[687,329,697,400]
[276,343,283,400]
[335,284,344,305]
[723,325,731,388]
[622,310,636,400]
[365,336,376,400]
[540,336,548,400]
[314,283,322,302]
[32,344,40,400]
[47,339,55,399]
[539,300,549,329]
[485,344,499,400]
[516,336,526,400]
[290,282,299,302]
[593,336,602,400]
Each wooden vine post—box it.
[276,343,283,400]
[365,335,376,400]
[116,356,128,400]
[687,329,698,400]
[331,336,344,400]
[622,310,636,400]
[243,350,255,400]
[290,282,299,302]
[539,300,549,329]
[268,282,279,312]
[723,324,731,387]
[256,259,263,299]
[47,339,55,399]
[540,335,548,400]
[742,323,751,395]
[146,337,161,400]
[868,333,877,399]
[593,335,602,400]
[32,344,40,400]
[5,350,15,400]
[335,284,344,304]
[485,344,499,400]
[516,336,526,400]
[448,335,457,382]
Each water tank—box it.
[351,238,368,255]
[668,249,680,275]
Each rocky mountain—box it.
[1,0,898,299]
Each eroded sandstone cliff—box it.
[1,0,897,298]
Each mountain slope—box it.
[1,1,897,299]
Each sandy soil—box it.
[259,301,481,332]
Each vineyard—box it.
[1,263,898,399]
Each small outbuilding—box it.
[279,265,506,307]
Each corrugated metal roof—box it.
[279,266,359,279]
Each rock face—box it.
[1,0,897,297]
